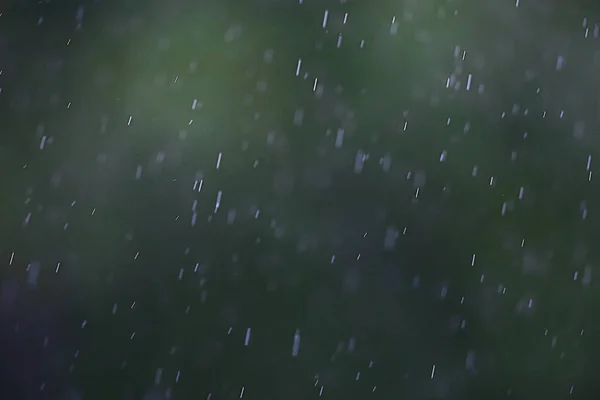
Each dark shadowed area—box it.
[0,0,599,399]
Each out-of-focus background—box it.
[1,0,599,398]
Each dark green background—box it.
[0,0,599,399]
